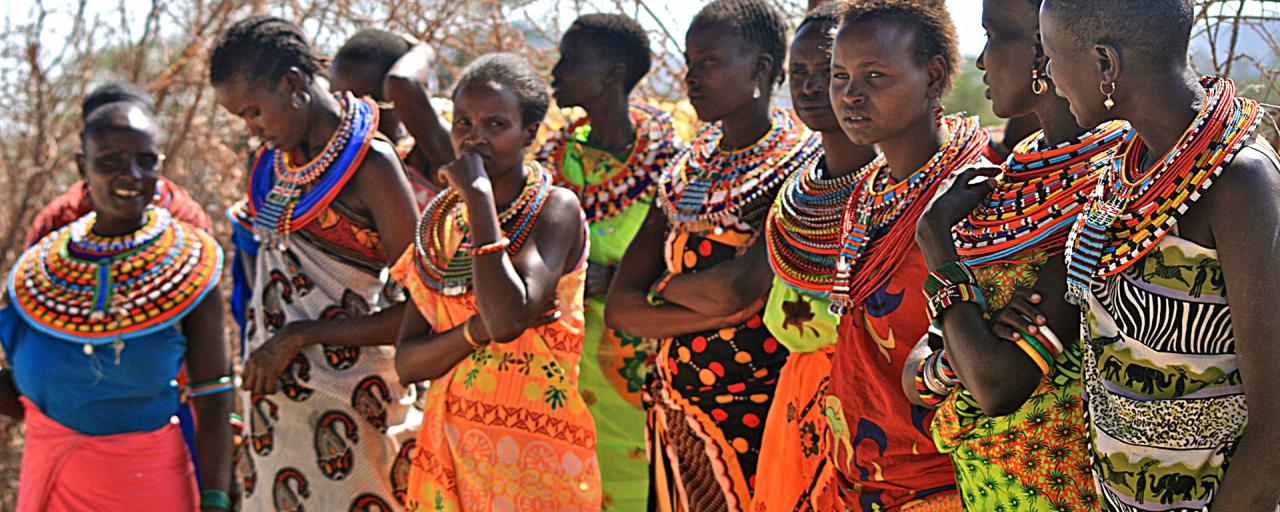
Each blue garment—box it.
[0,306,186,436]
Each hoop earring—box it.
[291,91,309,110]
[1100,82,1117,110]
[1031,69,1048,96]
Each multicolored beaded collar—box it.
[953,119,1130,266]
[537,104,679,223]
[766,151,886,296]
[243,93,377,240]
[413,163,552,296]
[656,109,821,233]
[1065,77,1261,304]
[829,115,990,314]
[8,206,223,353]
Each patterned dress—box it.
[931,254,1101,511]
[647,109,820,512]
[391,247,603,512]
[535,104,679,511]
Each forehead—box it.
[85,123,159,151]
[833,18,919,64]
[453,80,522,118]
[791,22,836,58]
[982,0,1036,32]
[212,76,264,112]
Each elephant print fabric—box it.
[238,233,420,511]
[1080,233,1245,512]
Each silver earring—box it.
[752,84,761,99]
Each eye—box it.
[867,71,886,79]
[96,155,127,171]
[831,71,849,80]
[137,154,159,169]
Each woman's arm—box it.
[658,240,772,316]
[242,143,420,395]
[384,44,455,177]
[604,205,750,338]
[181,286,233,510]
[394,295,477,384]
[1198,149,1280,510]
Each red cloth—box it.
[24,179,213,247]
[17,397,198,512]
[826,249,958,512]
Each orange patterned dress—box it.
[391,248,603,512]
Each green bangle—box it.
[200,489,230,511]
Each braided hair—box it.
[837,0,961,95]
[209,16,323,86]
[454,53,550,128]
[335,28,412,79]
[799,1,842,33]
[690,0,790,85]
[564,14,652,93]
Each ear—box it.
[603,62,627,89]
[1094,42,1121,86]
[281,66,309,94]
[522,121,540,148]
[925,54,949,100]
[754,53,777,87]
[76,152,87,178]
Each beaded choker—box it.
[766,151,887,296]
[1064,77,1261,304]
[538,104,679,223]
[952,120,1130,266]
[9,207,223,354]
[656,109,821,233]
[413,163,552,296]
[829,115,990,314]
[246,93,377,240]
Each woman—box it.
[605,0,821,509]
[391,52,601,511]
[0,86,231,511]
[331,28,455,205]
[538,13,679,510]
[908,0,1124,509]
[25,81,212,246]
[1028,0,1280,509]
[210,16,420,510]
[823,2,988,510]
[751,4,881,511]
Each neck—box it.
[91,214,144,238]
[297,89,343,161]
[881,116,945,182]
[820,129,879,179]
[1033,94,1091,147]
[1126,68,1204,169]
[583,92,635,154]
[719,100,773,150]
[490,157,529,209]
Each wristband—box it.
[200,489,230,511]
[647,272,676,304]
[189,376,234,398]
[463,317,489,349]
[469,237,511,256]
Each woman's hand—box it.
[988,288,1049,341]
[439,151,491,199]
[241,321,313,395]
[917,166,1001,268]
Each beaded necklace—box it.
[953,119,1129,266]
[657,109,821,233]
[829,115,989,314]
[9,206,223,359]
[1064,77,1261,305]
[247,93,378,243]
[413,163,552,296]
[766,151,887,296]
[538,104,678,223]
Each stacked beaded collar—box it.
[829,115,990,314]
[657,109,821,233]
[413,163,552,296]
[1064,77,1261,304]
[766,151,887,296]
[953,119,1130,266]
[245,93,377,239]
[538,104,679,223]
[8,207,223,346]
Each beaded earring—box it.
[1100,82,1116,110]
[932,101,944,127]
[1031,68,1048,95]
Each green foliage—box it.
[944,55,998,127]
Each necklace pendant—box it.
[83,343,93,356]
[112,337,125,365]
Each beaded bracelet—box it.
[1014,332,1054,376]
[923,261,979,296]
[647,272,676,305]
[914,350,957,406]
[926,282,988,322]
[189,376,234,398]
[462,317,489,349]
[469,237,511,256]
[200,489,230,511]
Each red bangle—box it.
[469,237,510,256]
